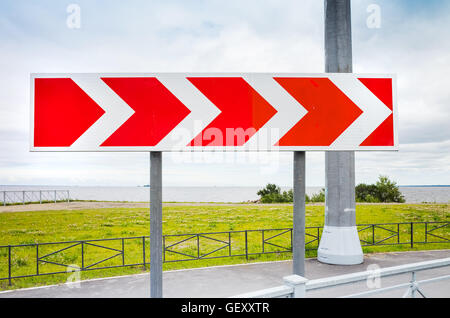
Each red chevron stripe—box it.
[187,77,277,146]
[34,78,105,147]
[100,78,191,147]
[359,78,394,146]
[274,77,363,146]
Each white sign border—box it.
[30,73,398,152]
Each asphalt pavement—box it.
[0,250,448,298]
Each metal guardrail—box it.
[1,190,70,205]
[0,221,448,285]
[233,257,450,298]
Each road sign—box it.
[30,73,398,151]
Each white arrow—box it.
[329,74,392,149]
[155,75,221,150]
[70,75,135,149]
[243,74,308,150]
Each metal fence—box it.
[1,190,70,205]
[0,221,448,285]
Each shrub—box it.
[257,185,313,203]
[260,193,284,203]
[257,175,404,204]
[257,184,280,198]
[257,184,294,203]
[282,189,293,202]
[310,188,325,202]
[305,193,311,202]
[355,184,379,202]
[356,175,405,203]
[375,175,405,203]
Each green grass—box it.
[0,203,448,290]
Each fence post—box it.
[36,244,39,275]
[262,230,265,254]
[290,228,293,251]
[283,275,308,298]
[425,222,427,243]
[23,191,25,205]
[8,245,12,286]
[81,241,84,270]
[228,232,232,256]
[54,190,57,203]
[162,235,166,263]
[372,225,375,245]
[122,238,125,266]
[197,234,200,259]
[39,191,42,204]
[143,236,146,268]
[3,191,5,206]
[410,222,414,248]
[245,230,248,260]
[67,190,70,203]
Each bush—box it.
[260,193,284,203]
[257,175,404,204]
[355,184,379,202]
[305,193,311,202]
[310,188,325,202]
[375,175,405,203]
[257,184,280,198]
[257,184,314,203]
[257,184,294,203]
[282,189,294,202]
[356,175,405,203]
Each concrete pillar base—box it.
[318,225,364,265]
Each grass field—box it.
[0,203,448,290]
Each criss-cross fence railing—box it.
[0,221,448,285]
[1,190,70,205]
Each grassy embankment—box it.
[0,203,448,290]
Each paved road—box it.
[0,250,449,298]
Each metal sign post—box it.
[293,151,306,276]
[150,152,163,297]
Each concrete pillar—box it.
[318,0,363,265]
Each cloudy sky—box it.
[0,0,449,187]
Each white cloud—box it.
[0,0,449,187]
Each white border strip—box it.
[30,73,398,152]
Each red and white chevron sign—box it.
[30,73,398,151]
